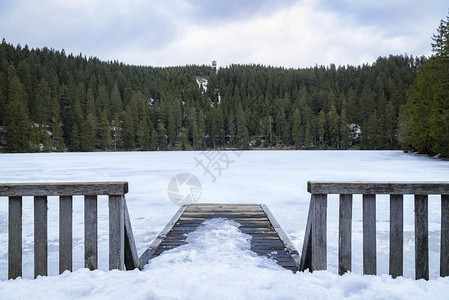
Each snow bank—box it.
[1,151,449,298]
[1,218,448,299]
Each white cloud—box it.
[115,1,434,68]
[1,0,446,68]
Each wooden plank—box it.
[145,203,299,272]
[311,194,327,271]
[0,182,128,197]
[84,195,97,270]
[34,196,47,278]
[8,196,22,279]
[339,194,352,275]
[124,199,141,270]
[442,195,449,277]
[363,194,376,275]
[261,204,299,270]
[139,205,188,267]
[59,195,72,274]
[179,216,269,221]
[299,196,313,271]
[415,194,429,280]
[109,195,124,270]
[181,212,268,218]
[308,181,449,195]
[389,194,403,278]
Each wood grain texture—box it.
[109,195,124,270]
[312,194,327,271]
[141,203,299,272]
[84,195,98,270]
[299,197,313,272]
[339,194,352,275]
[0,182,128,197]
[442,195,449,277]
[415,194,429,280]
[139,205,188,267]
[261,204,299,270]
[308,181,449,195]
[8,196,22,279]
[34,196,47,278]
[124,199,141,270]
[59,195,73,274]
[389,194,403,278]
[363,194,376,275]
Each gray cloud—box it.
[0,0,447,67]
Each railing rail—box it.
[1,182,141,279]
[299,181,449,280]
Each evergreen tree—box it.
[167,107,177,147]
[111,114,121,150]
[157,120,168,150]
[339,108,351,149]
[122,112,135,150]
[327,104,339,148]
[227,111,236,147]
[406,13,449,156]
[397,102,413,150]
[291,108,303,149]
[4,75,35,152]
[110,82,123,117]
[98,110,112,150]
[235,103,249,149]
[0,72,7,129]
[0,39,422,153]
[431,14,449,57]
[150,128,158,151]
[69,123,81,151]
[136,119,151,150]
[80,113,96,151]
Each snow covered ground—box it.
[0,150,449,299]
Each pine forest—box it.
[0,14,447,156]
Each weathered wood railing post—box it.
[0,182,141,280]
[84,195,98,271]
[8,196,22,279]
[312,194,327,271]
[363,194,376,275]
[109,195,124,270]
[389,194,403,278]
[300,181,449,280]
[59,195,72,274]
[338,194,352,275]
[34,196,48,278]
[442,194,449,277]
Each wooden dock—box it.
[139,204,300,271]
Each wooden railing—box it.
[299,181,449,280]
[0,182,141,279]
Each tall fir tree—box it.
[4,75,36,152]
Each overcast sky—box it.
[1,0,447,68]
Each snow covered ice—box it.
[0,150,449,299]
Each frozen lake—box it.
[1,150,449,280]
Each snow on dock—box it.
[139,203,299,271]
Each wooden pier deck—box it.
[139,204,299,271]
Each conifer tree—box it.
[80,113,96,151]
[122,112,135,150]
[98,110,112,150]
[4,75,35,152]
[291,108,303,149]
[157,120,168,150]
[327,104,339,148]
[69,123,81,151]
[339,108,351,149]
[110,82,123,117]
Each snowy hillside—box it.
[0,150,449,299]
